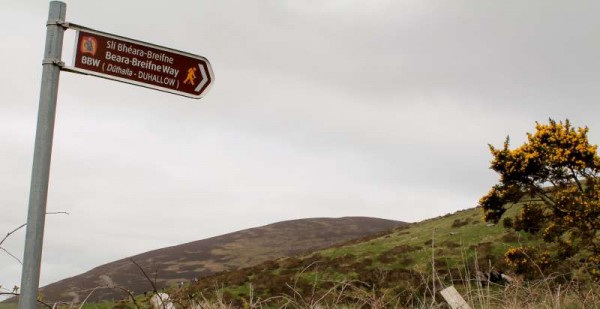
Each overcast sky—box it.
[2,0,600,296]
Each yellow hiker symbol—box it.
[183,67,197,85]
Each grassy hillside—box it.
[30,217,405,303]
[166,206,595,308]
[160,206,547,307]
[320,205,533,273]
[7,206,598,308]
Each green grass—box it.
[79,303,115,309]
[319,206,531,271]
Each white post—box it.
[19,2,66,309]
[440,286,471,309]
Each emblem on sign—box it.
[80,36,98,56]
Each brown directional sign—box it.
[68,26,213,99]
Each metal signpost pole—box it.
[19,2,66,309]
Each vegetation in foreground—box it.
[38,205,595,308]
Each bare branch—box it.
[0,223,26,247]
[0,292,53,309]
[0,211,70,269]
[533,187,556,206]
[0,247,22,265]
[569,167,585,193]
[45,211,69,215]
[77,286,106,309]
[112,286,141,309]
[0,211,69,247]
[129,258,160,295]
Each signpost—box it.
[20,2,214,309]
[66,26,213,99]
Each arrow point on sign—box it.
[195,63,208,93]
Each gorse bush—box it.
[480,119,600,280]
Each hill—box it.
[34,217,406,303]
[172,206,535,307]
